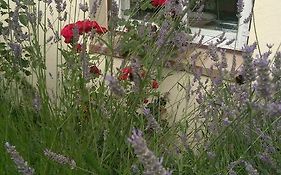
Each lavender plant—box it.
[0,0,280,174]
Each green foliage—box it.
[0,0,280,175]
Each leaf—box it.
[19,14,29,26]
[19,59,30,68]
[0,0,8,9]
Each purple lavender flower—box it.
[207,42,218,61]
[266,102,281,116]
[165,0,183,17]
[9,43,22,59]
[228,160,259,175]
[254,52,272,99]
[128,129,172,175]
[172,31,190,52]
[9,5,29,43]
[131,164,140,174]
[33,93,41,112]
[5,142,35,175]
[79,2,88,12]
[272,52,281,92]
[230,55,237,76]
[244,161,259,175]
[143,108,162,132]
[130,58,141,92]
[258,152,277,168]
[241,43,257,83]
[110,0,119,18]
[27,12,37,24]
[58,11,67,21]
[156,20,171,48]
[105,75,125,96]
[54,0,66,13]
[220,49,228,69]
[222,117,231,125]
[80,45,89,79]
[237,0,244,18]
[90,0,102,18]
[44,149,76,169]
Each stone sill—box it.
[89,43,243,79]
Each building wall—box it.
[248,0,281,54]
[2,0,281,120]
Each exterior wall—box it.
[2,0,281,119]
[78,0,281,120]
[248,0,281,54]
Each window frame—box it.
[113,0,253,50]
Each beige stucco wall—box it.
[2,0,281,120]
[248,0,281,54]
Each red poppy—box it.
[93,21,108,34]
[75,20,94,34]
[61,23,75,43]
[89,65,101,76]
[152,79,159,89]
[119,67,133,80]
[61,20,107,44]
[151,0,166,7]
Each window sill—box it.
[89,42,242,79]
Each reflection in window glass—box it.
[190,0,238,32]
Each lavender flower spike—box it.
[105,75,125,96]
[237,0,244,18]
[254,52,272,99]
[143,108,162,132]
[241,43,257,83]
[44,149,76,169]
[4,142,35,175]
[79,2,89,12]
[128,129,172,175]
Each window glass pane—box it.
[190,0,238,32]
[125,0,239,31]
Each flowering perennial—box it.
[61,20,107,43]
[44,149,77,169]
[128,129,172,175]
[151,0,167,7]
[5,142,35,175]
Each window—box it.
[113,0,253,50]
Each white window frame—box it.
[113,0,253,50]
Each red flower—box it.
[76,20,94,34]
[61,23,75,43]
[61,20,107,44]
[151,0,166,7]
[93,21,108,34]
[152,79,159,89]
[89,65,101,76]
[119,67,133,80]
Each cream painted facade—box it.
[2,0,281,120]
[92,0,281,120]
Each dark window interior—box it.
[190,0,239,31]
[129,0,239,32]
